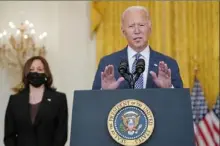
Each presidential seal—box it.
[107,99,155,146]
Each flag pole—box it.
[194,56,199,79]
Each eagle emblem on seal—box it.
[120,111,142,135]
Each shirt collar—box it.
[127,45,150,59]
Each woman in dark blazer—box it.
[4,56,68,146]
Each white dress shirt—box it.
[127,45,150,88]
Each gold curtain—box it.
[90,1,219,108]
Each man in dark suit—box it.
[92,6,183,90]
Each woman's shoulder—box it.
[48,89,67,105]
[47,88,66,98]
[11,88,27,96]
[8,88,28,102]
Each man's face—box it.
[121,9,151,51]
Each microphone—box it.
[118,59,129,75]
[118,59,145,89]
[134,59,145,82]
[118,59,132,88]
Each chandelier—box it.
[0,20,47,92]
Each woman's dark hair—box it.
[22,56,54,89]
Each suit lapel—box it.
[117,46,130,89]
[119,46,128,60]
[33,88,51,127]
[146,47,159,88]
[19,89,33,126]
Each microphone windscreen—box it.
[136,59,145,74]
[118,59,128,75]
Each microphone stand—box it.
[129,74,135,89]
[120,71,141,89]
[129,72,141,89]
[122,72,134,89]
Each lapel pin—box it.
[154,64,158,67]
[47,98,51,102]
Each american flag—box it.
[209,95,220,145]
[191,78,218,146]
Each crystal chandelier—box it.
[0,20,47,92]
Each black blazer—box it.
[4,88,68,146]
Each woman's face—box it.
[29,59,45,73]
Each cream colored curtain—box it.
[91,1,219,108]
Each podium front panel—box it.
[70,89,194,146]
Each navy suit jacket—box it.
[92,46,183,90]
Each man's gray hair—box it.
[121,6,150,23]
